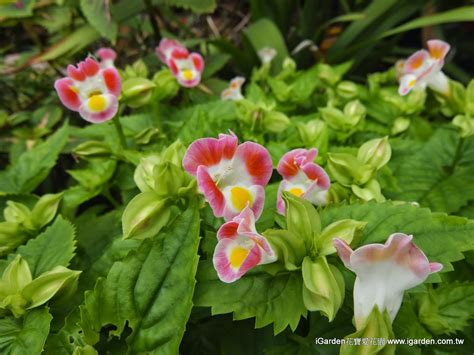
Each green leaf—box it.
[154,0,216,13]
[243,18,289,72]
[16,216,76,278]
[418,282,474,335]
[80,0,117,42]
[194,261,307,334]
[386,127,474,214]
[0,0,35,18]
[0,308,52,354]
[0,124,69,195]
[80,202,200,353]
[320,201,474,276]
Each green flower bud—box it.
[357,137,391,170]
[22,266,81,310]
[302,256,344,321]
[317,219,367,256]
[2,255,32,294]
[122,78,156,108]
[453,115,474,138]
[352,179,385,202]
[0,222,27,256]
[343,100,366,125]
[284,193,321,250]
[153,162,187,197]
[131,59,149,78]
[337,81,358,99]
[282,57,296,71]
[466,80,474,117]
[161,140,186,166]
[134,127,161,145]
[296,119,328,153]
[73,141,111,157]
[30,193,63,230]
[4,201,30,224]
[122,192,170,240]
[152,69,180,101]
[134,154,162,192]
[235,99,259,126]
[317,63,340,86]
[264,229,306,271]
[327,153,374,186]
[262,111,290,133]
[340,306,395,355]
[391,117,410,135]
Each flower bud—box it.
[122,78,156,108]
[337,81,358,99]
[122,192,170,239]
[152,69,180,101]
[4,201,30,224]
[133,154,161,192]
[30,193,63,230]
[317,219,367,256]
[73,141,111,157]
[453,115,474,138]
[0,222,27,256]
[343,100,366,125]
[327,153,373,186]
[296,119,328,153]
[391,117,410,135]
[153,162,186,197]
[351,179,385,202]
[357,137,391,170]
[302,256,344,320]
[262,111,290,133]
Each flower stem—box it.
[112,117,127,149]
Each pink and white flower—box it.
[213,206,276,283]
[96,47,117,69]
[54,57,121,123]
[155,38,204,88]
[333,233,443,329]
[221,77,245,101]
[398,39,451,96]
[276,148,330,214]
[183,132,273,221]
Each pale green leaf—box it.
[80,0,117,42]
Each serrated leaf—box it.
[80,0,117,42]
[319,201,474,276]
[80,202,200,353]
[386,127,474,214]
[418,282,474,335]
[194,261,307,334]
[16,216,76,278]
[0,308,52,354]
[0,124,69,195]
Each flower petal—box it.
[426,71,450,95]
[234,142,273,186]
[78,94,118,123]
[277,148,318,179]
[183,133,238,175]
[217,220,239,240]
[213,238,261,283]
[54,78,82,111]
[155,38,186,63]
[102,67,122,96]
[427,39,450,63]
[190,52,204,72]
[398,74,418,96]
[96,47,117,62]
[79,57,100,77]
[196,165,225,217]
[302,162,330,189]
[223,185,265,221]
[403,50,430,75]
[67,65,85,82]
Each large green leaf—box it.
[319,201,474,276]
[386,127,474,214]
[16,216,76,278]
[80,202,200,353]
[0,124,69,195]
[0,308,52,354]
[194,261,307,334]
[80,0,118,42]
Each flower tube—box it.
[333,233,443,329]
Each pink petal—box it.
[403,50,430,75]
[223,185,265,221]
[176,73,202,88]
[302,162,330,189]
[183,133,238,175]
[102,67,121,96]
[217,221,239,240]
[54,78,82,111]
[398,74,417,96]
[78,94,118,124]
[80,57,100,77]
[277,148,318,179]
[427,39,450,62]
[190,52,204,72]
[196,166,225,218]
[234,142,273,186]
[333,238,353,269]
[96,47,117,62]
[67,65,85,82]
[213,239,261,283]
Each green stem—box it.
[112,117,127,149]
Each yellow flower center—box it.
[182,69,194,80]
[230,247,249,268]
[230,186,253,211]
[88,95,107,112]
[289,187,304,197]
[408,79,416,88]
